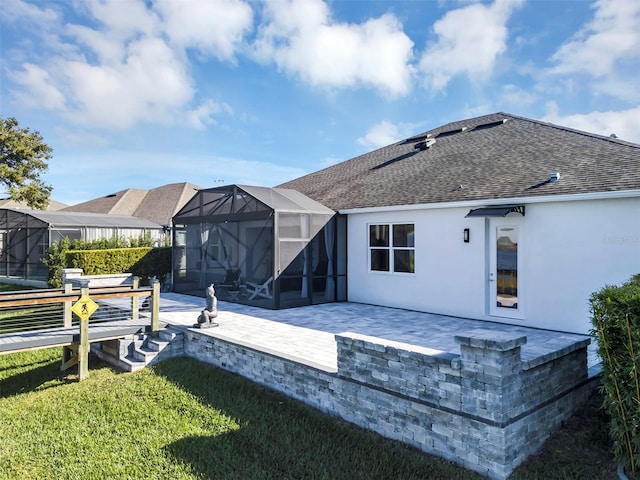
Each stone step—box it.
[158,328,183,342]
[120,355,147,372]
[147,339,170,352]
[132,346,158,363]
[90,343,146,373]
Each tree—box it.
[0,116,53,209]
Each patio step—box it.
[92,327,184,372]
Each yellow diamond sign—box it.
[72,295,99,321]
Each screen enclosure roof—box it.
[0,208,162,229]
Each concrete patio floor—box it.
[158,292,599,373]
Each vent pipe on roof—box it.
[414,138,436,151]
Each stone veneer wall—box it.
[183,328,596,480]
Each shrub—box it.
[43,237,171,287]
[590,274,640,478]
[41,237,70,288]
[72,232,154,250]
[67,247,171,286]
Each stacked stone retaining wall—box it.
[183,327,596,480]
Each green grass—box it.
[0,284,37,292]
[0,349,616,480]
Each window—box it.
[369,223,414,273]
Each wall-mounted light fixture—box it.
[463,228,470,243]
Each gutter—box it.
[337,189,640,215]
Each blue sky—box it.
[1,0,639,206]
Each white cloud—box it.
[357,120,419,149]
[550,0,639,77]
[155,0,253,61]
[418,0,525,92]
[0,0,59,26]
[186,100,233,129]
[499,84,536,107]
[543,102,640,144]
[7,63,65,109]
[61,36,194,129]
[253,0,414,97]
[3,0,251,131]
[548,0,640,102]
[80,0,159,38]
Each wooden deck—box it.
[0,318,167,355]
[0,280,162,379]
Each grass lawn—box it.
[0,284,38,292]
[0,349,616,480]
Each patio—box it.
[156,292,598,480]
[158,292,599,374]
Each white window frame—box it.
[368,223,415,274]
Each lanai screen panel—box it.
[0,208,164,283]
[0,209,49,280]
[172,185,276,306]
[172,185,341,309]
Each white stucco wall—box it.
[346,196,640,334]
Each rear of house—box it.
[279,113,640,334]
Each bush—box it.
[67,247,171,286]
[590,274,640,478]
[72,232,154,250]
[41,237,70,288]
[43,237,171,287]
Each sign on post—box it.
[71,292,98,381]
[71,295,99,321]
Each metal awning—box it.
[465,205,525,218]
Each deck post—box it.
[78,282,90,381]
[63,282,73,327]
[151,279,160,335]
[131,277,140,321]
[61,282,74,370]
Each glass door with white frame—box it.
[489,219,524,319]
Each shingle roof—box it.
[132,183,201,225]
[278,112,640,211]
[63,182,200,225]
[0,198,68,210]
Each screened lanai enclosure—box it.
[172,185,347,309]
[0,209,164,284]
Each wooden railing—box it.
[0,278,160,380]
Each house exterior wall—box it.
[346,196,640,334]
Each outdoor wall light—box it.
[463,228,470,243]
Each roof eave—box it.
[337,189,640,215]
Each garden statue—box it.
[196,284,218,328]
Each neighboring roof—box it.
[131,183,201,225]
[1,208,162,228]
[278,112,640,211]
[0,198,68,211]
[63,182,201,225]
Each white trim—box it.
[338,189,640,215]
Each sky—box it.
[1,0,639,206]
